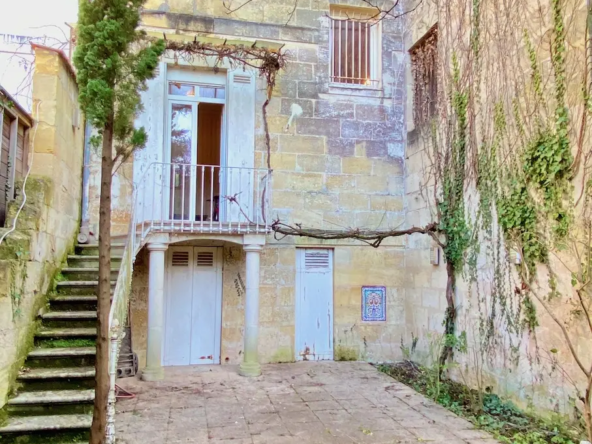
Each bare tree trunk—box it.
[90,119,114,444]
[584,376,592,443]
[439,260,456,369]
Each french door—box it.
[167,101,198,221]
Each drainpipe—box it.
[77,120,92,244]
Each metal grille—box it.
[330,6,379,86]
[305,250,331,269]
[171,251,189,266]
[196,251,214,267]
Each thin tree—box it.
[73,0,164,442]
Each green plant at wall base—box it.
[379,363,579,444]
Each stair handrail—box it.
[105,182,140,444]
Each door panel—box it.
[296,249,334,361]
[164,246,222,366]
[164,247,194,366]
[225,71,255,223]
[190,247,222,364]
[168,101,197,221]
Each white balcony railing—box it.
[134,163,272,241]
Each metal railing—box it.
[105,162,271,443]
[135,162,272,237]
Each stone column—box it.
[142,242,168,381]
[239,244,262,377]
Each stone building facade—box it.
[104,0,409,378]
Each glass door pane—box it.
[169,102,196,220]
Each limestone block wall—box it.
[127,0,411,365]
[402,0,592,417]
[0,46,83,407]
[88,156,133,237]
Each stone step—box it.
[36,328,96,338]
[61,268,119,281]
[28,347,96,358]
[75,243,125,256]
[8,389,95,405]
[49,295,99,303]
[56,281,116,288]
[67,255,122,268]
[18,367,95,380]
[0,414,92,433]
[56,280,116,295]
[41,311,97,320]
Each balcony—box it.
[133,163,272,241]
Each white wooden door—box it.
[190,248,222,364]
[164,247,194,366]
[164,246,222,366]
[295,249,334,361]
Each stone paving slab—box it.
[115,362,500,444]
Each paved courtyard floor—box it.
[115,362,499,444]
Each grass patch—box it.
[39,339,96,348]
[378,361,582,444]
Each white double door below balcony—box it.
[164,246,223,366]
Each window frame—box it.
[328,6,382,90]
[410,24,438,127]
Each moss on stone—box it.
[335,346,358,361]
[6,177,53,232]
[0,232,31,261]
[271,347,295,363]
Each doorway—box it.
[164,246,223,366]
[167,75,226,222]
[295,249,334,361]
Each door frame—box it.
[295,248,335,361]
[164,69,228,222]
[163,245,223,366]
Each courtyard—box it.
[115,362,500,444]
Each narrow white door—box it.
[164,247,194,366]
[164,246,222,366]
[190,247,222,364]
[295,249,334,361]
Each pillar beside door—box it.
[239,243,263,377]
[142,242,168,381]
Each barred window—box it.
[410,25,438,126]
[329,6,380,87]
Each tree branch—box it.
[530,288,591,377]
[271,220,440,248]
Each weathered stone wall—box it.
[126,0,410,365]
[0,47,83,407]
[403,0,591,417]
[88,157,133,237]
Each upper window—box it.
[168,82,226,100]
[329,6,381,87]
[410,25,438,126]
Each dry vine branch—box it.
[161,37,288,166]
[271,220,440,248]
[161,37,288,89]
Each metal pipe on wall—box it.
[78,120,92,243]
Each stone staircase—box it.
[0,244,123,444]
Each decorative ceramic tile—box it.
[361,286,386,322]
